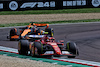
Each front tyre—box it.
[31,42,43,57]
[18,40,29,55]
[66,41,79,58]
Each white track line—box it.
[0,46,100,66]
[53,58,100,66]
[0,46,18,54]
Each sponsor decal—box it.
[92,0,100,7]
[44,51,54,54]
[9,1,18,10]
[77,1,82,6]
[51,43,57,45]
[73,1,77,6]
[67,1,73,6]
[81,0,86,5]
[63,1,67,6]
[28,35,44,38]
[0,3,3,9]
[62,51,70,54]
[63,0,86,6]
[20,2,37,8]
[50,1,55,7]
[20,1,55,8]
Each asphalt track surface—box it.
[0,23,100,62]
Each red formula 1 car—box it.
[7,22,54,41]
[18,35,79,58]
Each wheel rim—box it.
[51,29,54,37]
[34,47,38,55]
[67,42,70,51]
[31,46,35,56]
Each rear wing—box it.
[29,23,49,29]
[34,24,49,27]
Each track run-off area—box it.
[0,22,100,66]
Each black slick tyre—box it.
[31,42,43,57]
[66,41,79,58]
[18,40,29,55]
[10,28,17,41]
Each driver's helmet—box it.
[45,36,50,42]
[46,37,55,42]
[49,37,55,41]
[29,25,37,29]
[46,37,50,42]
[27,25,33,29]
[30,26,33,29]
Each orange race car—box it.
[7,22,54,41]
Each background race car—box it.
[7,22,54,41]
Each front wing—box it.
[40,51,74,56]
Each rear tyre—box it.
[18,40,29,55]
[66,41,79,58]
[31,42,43,57]
[10,28,17,41]
[45,28,54,37]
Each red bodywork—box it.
[35,35,72,56]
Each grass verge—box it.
[1,8,100,15]
[0,19,100,27]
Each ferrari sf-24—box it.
[18,35,79,58]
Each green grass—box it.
[1,8,100,15]
[0,19,100,27]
